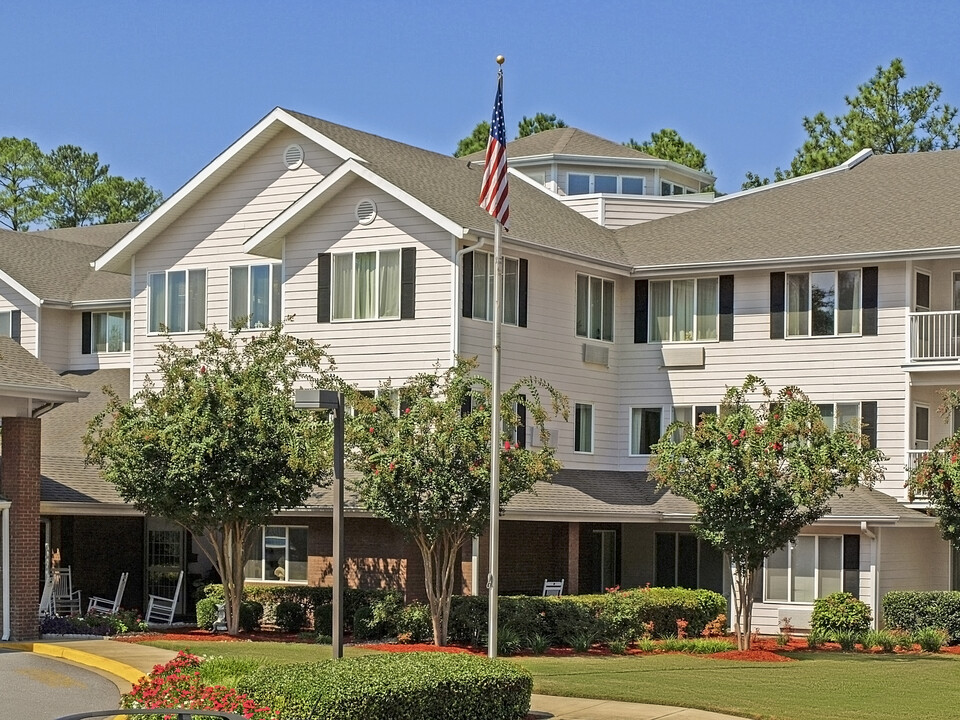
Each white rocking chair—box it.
[88,572,129,614]
[542,579,565,597]
[52,566,82,615]
[146,570,184,625]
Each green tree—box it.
[346,357,568,645]
[745,58,960,187]
[0,137,49,230]
[651,376,884,650]
[84,326,335,635]
[454,121,490,157]
[907,389,960,546]
[517,112,567,138]
[626,128,709,172]
[40,144,163,227]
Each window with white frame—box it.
[244,526,308,583]
[568,173,644,195]
[332,250,401,321]
[574,403,594,453]
[817,402,862,433]
[92,311,130,353]
[0,311,10,337]
[576,274,614,342]
[765,535,843,603]
[661,180,693,196]
[471,250,520,325]
[786,270,862,337]
[630,407,663,455]
[148,269,207,333]
[670,405,718,441]
[230,263,282,329]
[649,278,719,342]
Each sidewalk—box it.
[4,638,743,720]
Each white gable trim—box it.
[0,270,40,306]
[95,108,367,274]
[244,158,464,255]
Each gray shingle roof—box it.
[465,127,657,162]
[40,368,130,505]
[0,224,131,302]
[615,150,960,268]
[0,337,78,394]
[283,110,630,266]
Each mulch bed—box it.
[113,627,960,662]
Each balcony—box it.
[908,310,960,362]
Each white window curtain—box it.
[837,269,861,334]
[696,277,719,340]
[650,281,670,342]
[333,254,353,320]
[786,274,809,337]
[149,274,165,333]
[250,264,271,327]
[672,279,695,341]
[502,257,518,325]
[474,252,491,321]
[354,252,377,319]
[576,275,589,337]
[378,250,400,318]
[188,269,206,330]
[167,270,186,333]
[230,267,248,326]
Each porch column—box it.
[567,522,580,594]
[0,417,41,641]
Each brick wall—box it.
[1,417,41,640]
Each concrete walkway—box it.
[4,638,744,719]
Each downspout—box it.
[2,503,10,640]
[453,234,485,595]
[861,522,878,629]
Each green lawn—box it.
[142,641,960,720]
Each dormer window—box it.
[568,173,645,196]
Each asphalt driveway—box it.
[0,648,120,720]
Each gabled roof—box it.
[0,337,86,403]
[0,225,131,304]
[616,149,960,270]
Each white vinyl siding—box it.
[786,269,862,337]
[576,274,614,342]
[650,277,718,342]
[230,263,282,328]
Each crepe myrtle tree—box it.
[651,376,884,650]
[346,357,568,645]
[84,325,336,635]
[907,389,960,546]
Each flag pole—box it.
[487,55,506,660]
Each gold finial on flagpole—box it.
[496,55,505,65]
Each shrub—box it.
[806,629,828,649]
[395,602,432,644]
[497,627,523,657]
[832,629,861,652]
[883,591,960,642]
[862,629,897,653]
[196,597,219,630]
[913,627,948,652]
[528,632,550,655]
[274,600,307,633]
[241,600,264,632]
[238,653,532,720]
[607,639,628,654]
[41,610,146,637]
[811,592,872,639]
[351,605,375,641]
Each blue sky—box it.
[5,1,960,195]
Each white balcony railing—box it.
[908,310,960,362]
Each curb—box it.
[4,642,145,685]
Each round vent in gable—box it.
[283,144,304,170]
[356,199,378,225]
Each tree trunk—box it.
[416,530,465,646]
[731,563,757,651]
[191,521,251,636]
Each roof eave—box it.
[505,152,715,183]
[0,384,87,404]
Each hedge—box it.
[237,653,532,720]
[448,587,726,647]
[200,584,398,632]
[883,591,960,642]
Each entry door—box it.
[146,517,185,614]
[593,529,618,592]
[915,271,932,358]
[914,404,930,450]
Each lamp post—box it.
[295,388,345,659]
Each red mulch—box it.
[114,627,960,662]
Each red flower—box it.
[369,427,375,433]
[504,440,511,450]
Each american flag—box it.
[479,71,510,230]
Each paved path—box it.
[2,638,745,720]
[0,648,120,720]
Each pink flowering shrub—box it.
[122,651,277,720]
